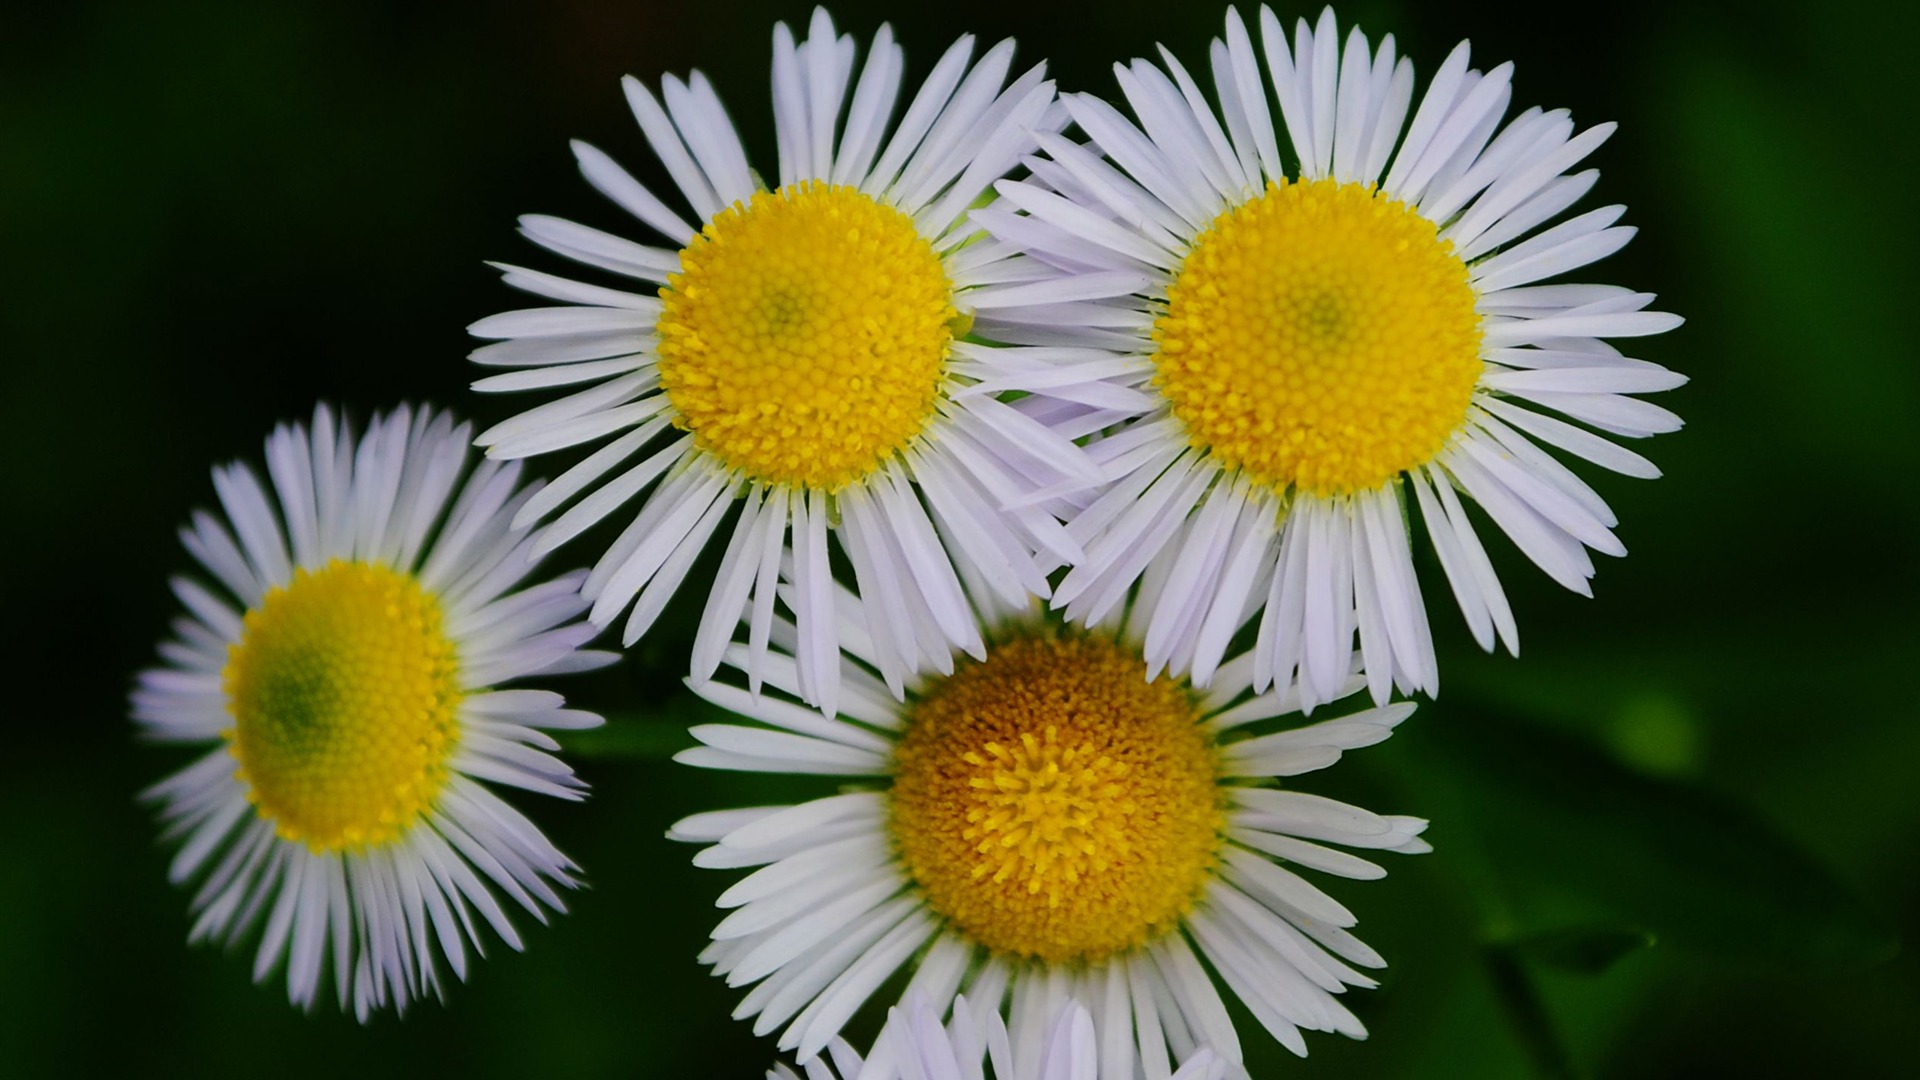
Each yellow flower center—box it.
[1153,177,1483,496]
[655,181,958,491]
[222,560,462,853]
[889,632,1225,963]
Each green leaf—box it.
[1478,926,1654,1079]
[559,720,689,762]
[1410,700,1898,972]
[559,701,728,762]
[1497,923,1656,976]
[1482,944,1576,1080]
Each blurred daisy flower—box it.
[980,5,1685,709]
[469,7,1111,716]
[671,587,1425,1072]
[769,992,1226,1080]
[132,405,613,1018]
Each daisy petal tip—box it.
[1380,701,1417,726]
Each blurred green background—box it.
[3,0,1915,1075]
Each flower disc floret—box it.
[223,559,461,852]
[889,632,1225,963]
[1154,177,1483,496]
[655,181,957,490]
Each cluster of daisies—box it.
[133,6,1680,1076]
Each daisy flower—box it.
[468,7,1109,716]
[670,589,1427,1074]
[769,992,1226,1080]
[978,5,1686,709]
[131,405,614,1018]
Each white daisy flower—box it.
[468,6,1110,717]
[769,992,1226,1080]
[132,405,614,1019]
[670,589,1427,1075]
[978,5,1686,710]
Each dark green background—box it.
[3,0,1914,1075]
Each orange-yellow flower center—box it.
[655,181,958,491]
[889,632,1225,963]
[222,560,461,853]
[1153,177,1483,496]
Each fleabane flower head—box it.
[978,5,1686,710]
[769,992,1226,1080]
[132,405,614,1018]
[468,7,1113,717]
[670,584,1427,1075]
